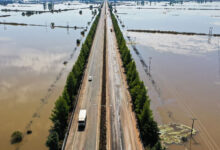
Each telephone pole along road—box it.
[64,1,143,150]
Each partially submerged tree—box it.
[46,130,59,150]
[11,131,23,144]
[79,10,82,15]
[50,96,69,139]
[77,39,81,45]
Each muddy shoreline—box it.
[127,29,220,37]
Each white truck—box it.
[78,109,87,129]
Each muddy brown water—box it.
[127,32,220,150]
[116,1,220,34]
[0,1,98,149]
[0,25,83,150]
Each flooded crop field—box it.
[0,1,98,150]
[114,1,220,150]
[115,1,220,33]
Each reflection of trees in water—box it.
[208,27,213,44]
[48,2,54,11]
[16,17,92,147]
[15,46,79,150]
[42,2,54,11]
[129,42,161,97]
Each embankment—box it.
[110,4,163,150]
[46,7,101,150]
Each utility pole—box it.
[218,40,220,79]
[45,21,47,32]
[3,20,6,31]
[67,22,69,35]
[209,27,213,36]
[208,27,213,44]
[148,57,152,75]
[191,118,197,138]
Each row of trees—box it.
[110,7,163,150]
[46,11,101,150]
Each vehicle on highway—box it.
[88,75,93,81]
[78,109,87,130]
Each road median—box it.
[99,12,107,150]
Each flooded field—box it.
[0,1,98,150]
[128,32,220,149]
[115,1,220,33]
[115,1,220,150]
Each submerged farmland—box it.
[0,1,99,150]
[114,1,220,150]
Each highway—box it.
[64,2,105,150]
[105,3,143,150]
[64,2,143,150]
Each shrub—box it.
[11,131,23,144]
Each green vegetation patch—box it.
[159,123,197,145]
[11,131,23,144]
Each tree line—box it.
[110,6,163,150]
[46,11,101,150]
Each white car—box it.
[88,76,93,81]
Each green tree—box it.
[134,82,148,114]
[46,131,59,150]
[62,87,71,107]
[139,101,160,147]
[72,63,81,78]
[127,61,137,83]
[127,70,139,86]
[11,131,23,144]
[151,142,163,150]
[110,9,162,149]
[50,96,69,139]
[130,84,141,104]
[141,119,160,148]
[129,76,140,89]
[46,10,101,148]
[122,51,131,66]
[66,72,77,103]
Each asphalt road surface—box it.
[64,2,105,150]
[64,2,142,150]
[105,3,143,150]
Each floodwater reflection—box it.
[117,2,220,148]
[128,32,220,150]
[116,1,220,34]
[0,2,95,148]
